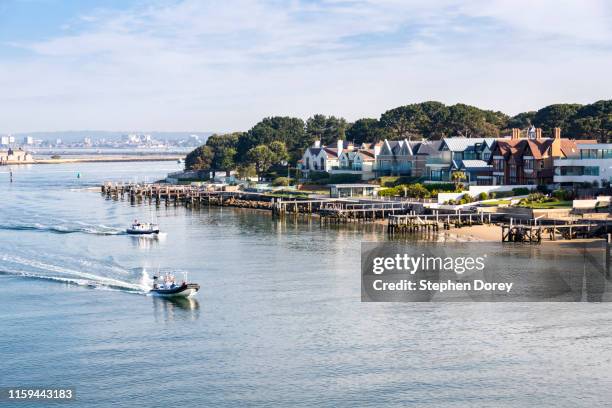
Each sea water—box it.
[1,162,612,407]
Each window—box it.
[524,159,534,170]
[584,166,600,176]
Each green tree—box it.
[507,111,536,129]
[306,114,347,145]
[238,117,307,164]
[533,103,582,134]
[569,100,612,142]
[346,118,389,144]
[445,104,487,138]
[419,101,450,139]
[185,145,214,170]
[213,147,237,173]
[246,145,276,178]
[269,141,289,163]
[380,104,428,140]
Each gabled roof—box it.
[461,160,492,169]
[561,139,596,157]
[414,140,443,155]
[442,137,497,152]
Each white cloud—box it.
[0,0,610,132]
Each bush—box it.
[309,171,330,181]
[423,183,457,193]
[378,187,399,197]
[272,177,292,186]
[512,187,531,196]
[328,173,362,184]
[403,183,431,199]
[552,189,574,201]
[489,192,496,199]
[478,192,488,201]
[377,183,431,199]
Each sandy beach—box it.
[443,224,503,242]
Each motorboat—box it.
[150,272,199,298]
[126,220,159,235]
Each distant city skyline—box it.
[0,0,610,133]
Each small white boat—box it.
[126,220,159,235]
[150,272,199,297]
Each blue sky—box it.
[0,0,611,132]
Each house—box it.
[333,145,379,180]
[375,139,442,178]
[0,148,33,164]
[425,138,496,184]
[490,128,593,186]
[554,143,612,188]
[300,140,354,174]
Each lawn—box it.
[480,199,512,207]
[518,200,573,209]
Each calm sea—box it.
[1,162,611,407]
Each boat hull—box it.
[126,229,160,235]
[150,283,200,298]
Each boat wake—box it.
[0,221,126,235]
[0,252,151,294]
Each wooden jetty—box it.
[101,182,419,222]
[501,218,612,243]
[387,211,494,235]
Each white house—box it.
[554,143,612,187]
[332,148,378,180]
[300,140,355,174]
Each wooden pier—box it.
[387,211,494,235]
[501,218,612,243]
[101,182,418,222]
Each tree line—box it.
[185,100,611,175]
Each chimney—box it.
[313,140,321,148]
[337,139,343,154]
[551,127,563,157]
[373,142,382,156]
[535,128,542,139]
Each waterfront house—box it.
[490,128,592,186]
[425,138,496,184]
[333,144,379,180]
[375,139,442,178]
[554,143,612,188]
[300,139,383,180]
[0,148,33,164]
[300,140,354,174]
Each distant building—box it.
[554,143,612,187]
[0,136,9,146]
[0,148,33,164]
[23,136,34,145]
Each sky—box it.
[0,0,611,133]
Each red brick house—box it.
[490,127,593,186]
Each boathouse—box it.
[329,183,379,198]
